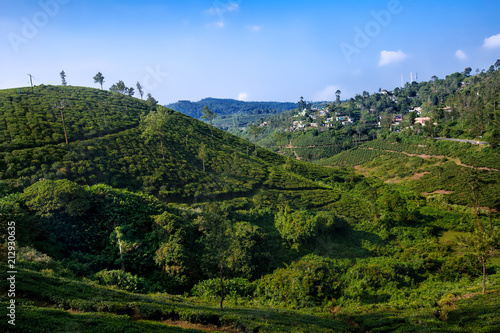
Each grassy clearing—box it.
[0,264,352,333]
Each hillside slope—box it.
[0,86,346,203]
[1,85,499,333]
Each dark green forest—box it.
[1,78,499,332]
[167,98,296,125]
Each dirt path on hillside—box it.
[360,148,499,172]
[286,140,301,160]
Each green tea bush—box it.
[437,254,482,281]
[191,277,255,302]
[94,269,143,292]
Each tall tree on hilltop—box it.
[93,72,105,89]
[141,105,170,160]
[463,67,472,77]
[146,93,158,110]
[201,105,217,137]
[495,59,500,71]
[136,82,144,100]
[298,96,306,111]
[336,90,341,105]
[127,87,135,97]
[110,80,127,94]
[60,70,67,86]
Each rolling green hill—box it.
[0,85,344,202]
[1,85,500,332]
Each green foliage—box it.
[458,226,500,293]
[226,221,265,279]
[437,254,481,281]
[22,179,90,217]
[342,257,425,303]
[140,105,172,159]
[318,147,402,168]
[274,207,317,250]
[0,193,39,245]
[0,86,301,200]
[94,269,143,292]
[191,277,255,302]
[168,98,295,120]
[255,255,349,308]
[195,203,231,277]
[2,81,500,332]
[93,72,105,89]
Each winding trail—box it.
[286,140,302,160]
[359,147,499,172]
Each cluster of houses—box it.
[382,106,454,129]
[279,104,453,132]
[288,107,354,131]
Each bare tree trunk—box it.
[160,138,165,160]
[254,135,258,155]
[117,236,125,272]
[159,128,165,160]
[60,108,69,145]
[482,259,486,294]
[220,260,224,310]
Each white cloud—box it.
[206,2,240,28]
[227,3,240,12]
[207,3,240,16]
[247,25,263,32]
[455,50,467,60]
[238,92,248,101]
[378,50,408,66]
[483,33,500,49]
[313,85,341,101]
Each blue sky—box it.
[1,0,499,104]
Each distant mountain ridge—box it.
[167,98,297,119]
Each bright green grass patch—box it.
[439,230,466,244]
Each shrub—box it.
[18,246,52,264]
[275,207,317,250]
[191,277,255,302]
[94,269,143,292]
[437,255,481,281]
[254,255,349,308]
